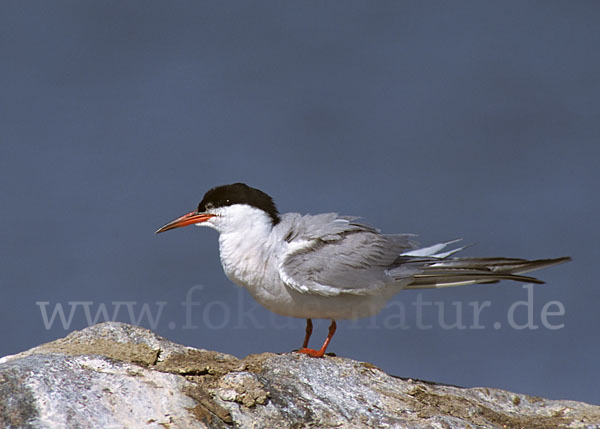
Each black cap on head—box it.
[197,183,280,225]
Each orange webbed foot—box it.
[297,347,326,358]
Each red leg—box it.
[302,318,313,349]
[297,320,336,358]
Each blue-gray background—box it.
[1,1,598,404]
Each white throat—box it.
[203,205,277,288]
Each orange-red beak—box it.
[155,211,216,234]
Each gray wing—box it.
[278,213,416,296]
[277,213,570,295]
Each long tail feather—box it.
[398,250,570,289]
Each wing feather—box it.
[278,214,415,296]
[277,213,570,295]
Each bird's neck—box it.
[217,212,277,288]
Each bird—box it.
[156,183,570,358]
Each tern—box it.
[156,183,570,357]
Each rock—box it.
[0,322,598,428]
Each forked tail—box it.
[395,240,571,289]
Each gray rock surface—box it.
[1,322,598,428]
